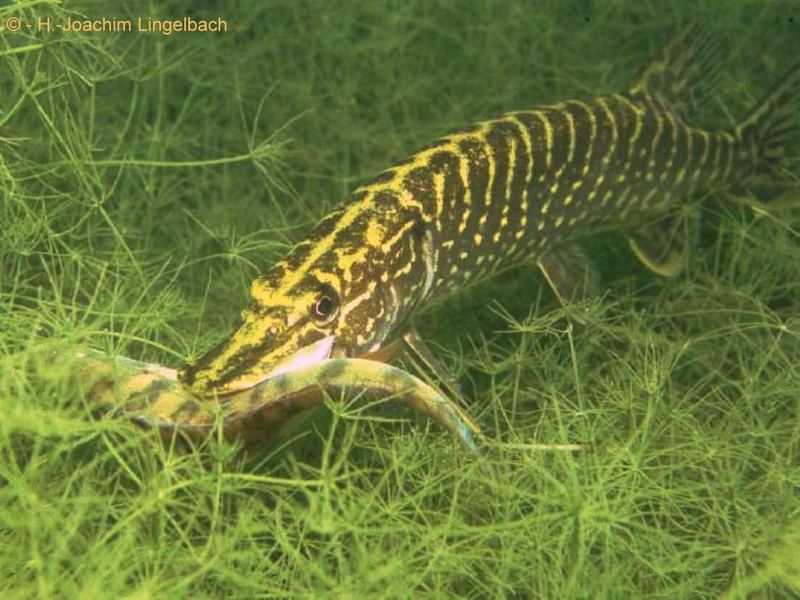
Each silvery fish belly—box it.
[89,25,800,454]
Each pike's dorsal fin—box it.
[626,211,698,278]
[735,62,800,176]
[537,244,599,305]
[629,23,722,119]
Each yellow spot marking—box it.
[640,187,657,208]
[457,149,473,233]
[505,134,517,205]
[560,109,576,177]
[459,153,471,205]
[541,199,551,215]
[365,219,384,248]
[683,124,693,180]
[474,233,483,245]
[536,111,554,172]
[312,270,340,289]
[275,189,378,293]
[575,100,596,174]
[394,261,413,277]
[338,247,369,283]
[661,110,679,180]
[616,188,631,208]
[648,96,664,171]
[484,134,497,206]
[616,93,644,168]
[433,171,445,227]
[516,214,528,239]
[339,285,375,323]
[381,219,417,254]
[507,114,534,214]
[555,216,564,227]
[586,97,615,211]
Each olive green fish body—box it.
[354,93,740,299]
[84,26,799,453]
[181,25,800,396]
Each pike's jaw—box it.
[259,335,336,382]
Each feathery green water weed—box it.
[1,0,798,597]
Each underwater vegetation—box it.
[0,1,798,596]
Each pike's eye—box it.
[311,284,339,323]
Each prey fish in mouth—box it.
[79,336,482,455]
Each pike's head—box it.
[179,209,407,395]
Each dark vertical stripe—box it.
[691,130,710,183]
[486,123,510,206]
[513,111,548,187]
[505,119,531,230]
[457,136,490,248]
[428,150,466,237]
[403,166,435,220]
[563,101,593,184]
[541,109,568,182]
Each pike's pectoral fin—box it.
[537,244,600,306]
[400,328,469,412]
[626,211,697,278]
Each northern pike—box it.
[85,25,799,454]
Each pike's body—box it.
[86,26,800,454]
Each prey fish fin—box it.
[626,211,698,278]
[629,23,722,119]
[537,244,600,305]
